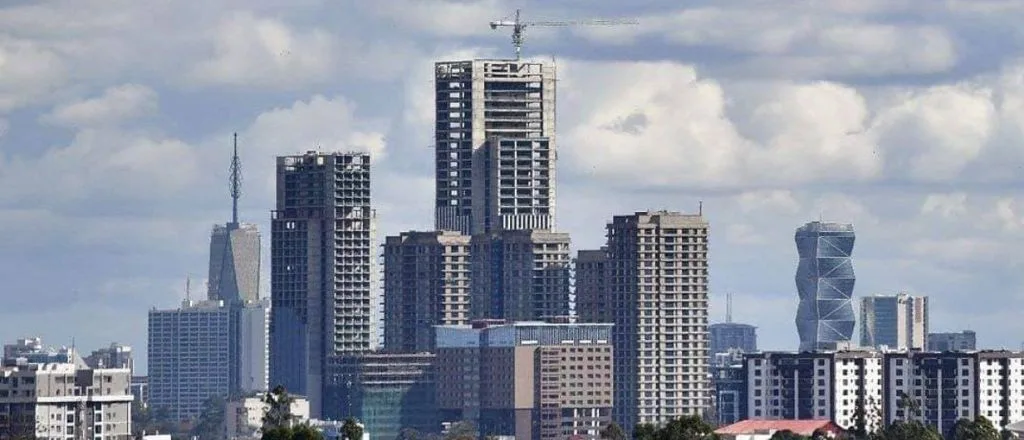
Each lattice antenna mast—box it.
[229,132,243,227]
[489,9,639,60]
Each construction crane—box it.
[489,9,639,59]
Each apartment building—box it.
[148,299,232,421]
[226,395,310,440]
[435,320,613,440]
[740,350,1024,435]
[743,350,884,432]
[270,151,379,417]
[584,211,709,432]
[383,231,471,353]
[575,248,610,324]
[470,229,571,322]
[0,362,133,440]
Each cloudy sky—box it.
[2,0,1024,373]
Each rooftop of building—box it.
[716,419,838,436]
[709,322,757,329]
[796,220,854,233]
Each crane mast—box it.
[489,8,639,59]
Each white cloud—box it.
[0,39,66,112]
[360,0,504,38]
[921,193,969,219]
[190,12,337,88]
[594,5,958,78]
[734,190,802,215]
[41,84,158,128]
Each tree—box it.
[601,421,627,440]
[191,395,226,440]
[656,415,719,440]
[769,430,806,440]
[341,418,364,440]
[876,420,941,440]
[294,424,326,440]
[261,424,325,440]
[634,423,658,440]
[443,421,476,440]
[952,416,1000,440]
[396,428,421,440]
[263,385,298,430]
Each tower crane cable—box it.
[489,8,639,60]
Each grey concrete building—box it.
[383,231,471,353]
[148,299,232,421]
[433,59,557,236]
[435,320,613,440]
[575,248,610,324]
[2,338,75,365]
[927,330,977,352]
[84,343,133,371]
[0,362,134,440]
[469,229,571,321]
[600,211,711,432]
[208,223,261,304]
[860,293,929,350]
[270,151,379,418]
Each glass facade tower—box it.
[795,221,856,352]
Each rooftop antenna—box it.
[229,133,242,228]
[489,8,639,60]
[726,292,733,324]
[185,274,192,303]
[698,200,703,216]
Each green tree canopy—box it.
[634,423,658,440]
[191,394,226,440]
[655,415,719,440]
[341,418,364,440]
[952,416,1000,440]
[444,421,476,440]
[601,421,627,440]
[263,385,298,430]
[876,420,942,440]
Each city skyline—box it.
[2,2,1024,374]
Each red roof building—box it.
[714,420,843,439]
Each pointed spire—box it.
[229,132,242,227]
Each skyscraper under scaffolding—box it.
[428,59,571,325]
[433,59,557,235]
[269,151,379,418]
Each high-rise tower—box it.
[599,211,710,432]
[795,221,856,352]
[860,292,928,350]
[269,151,378,417]
[208,133,261,304]
[433,59,557,235]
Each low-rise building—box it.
[0,361,134,440]
[435,320,613,440]
[715,420,842,440]
[226,395,311,440]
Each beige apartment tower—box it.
[383,230,472,352]
[435,320,613,440]
[587,211,711,432]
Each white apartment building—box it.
[744,351,883,432]
[226,395,310,440]
[743,350,1024,435]
[0,362,134,440]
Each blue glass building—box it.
[795,221,856,352]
